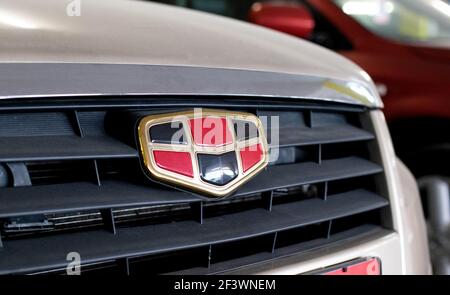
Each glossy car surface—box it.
[0,0,431,275]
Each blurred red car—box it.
[249,0,450,176]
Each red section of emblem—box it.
[240,144,263,173]
[189,117,233,147]
[153,150,194,178]
[325,259,381,275]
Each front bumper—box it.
[224,228,400,274]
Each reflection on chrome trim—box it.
[0,63,382,108]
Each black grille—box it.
[0,98,391,274]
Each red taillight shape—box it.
[240,143,263,173]
[153,150,193,178]
[326,258,381,275]
[189,117,233,147]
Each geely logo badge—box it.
[137,109,269,198]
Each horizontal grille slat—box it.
[0,102,391,275]
[272,125,374,148]
[0,157,381,218]
[0,181,200,218]
[237,157,382,196]
[0,136,138,162]
[168,225,386,275]
[0,189,388,275]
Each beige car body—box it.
[0,0,431,274]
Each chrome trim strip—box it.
[0,63,381,107]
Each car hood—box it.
[0,0,381,107]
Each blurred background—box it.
[146,0,450,273]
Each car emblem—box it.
[137,109,269,198]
